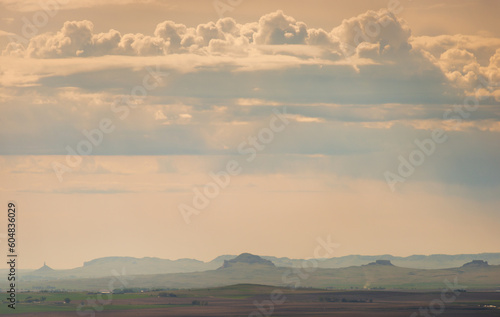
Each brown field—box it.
[6,288,500,317]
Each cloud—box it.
[1,9,499,178]
[25,20,94,58]
[2,6,494,93]
[20,20,166,57]
[3,16,255,58]
[117,33,164,56]
[410,34,500,100]
[410,35,500,65]
[484,48,500,101]
[331,9,412,58]
[438,48,480,89]
[253,10,308,45]
[6,9,400,58]
[153,20,187,53]
[412,42,500,100]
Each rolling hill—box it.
[16,255,500,292]
[18,252,500,282]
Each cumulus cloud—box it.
[153,21,187,53]
[438,48,480,89]
[410,38,500,99]
[307,28,336,46]
[331,9,412,58]
[2,9,500,103]
[410,34,500,99]
[118,33,164,56]
[0,9,414,61]
[20,20,169,57]
[25,20,94,57]
[4,16,257,58]
[484,48,500,101]
[410,35,500,65]
[253,10,308,45]
[486,49,500,84]
[0,10,342,58]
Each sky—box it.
[0,0,500,269]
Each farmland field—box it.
[2,284,499,316]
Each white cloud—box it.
[25,20,94,57]
[410,35,500,64]
[484,48,500,101]
[253,10,308,45]
[153,20,187,53]
[331,9,412,59]
[438,48,480,89]
[1,9,499,139]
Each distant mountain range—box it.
[267,253,500,270]
[14,254,500,292]
[17,252,500,282]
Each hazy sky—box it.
[1,0,500,269]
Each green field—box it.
[0,291,188,314]
[0,285,297,314]
[2,284,499,315]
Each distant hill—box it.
[21,263,59,281]
[19,252,500,282]
[18,253,500,292]
[220,253,275,269]
[262,253,500,270]
[21,256,221,281]
[462,260,489,268]
[32,263,55,274]
[365,260,394,266]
